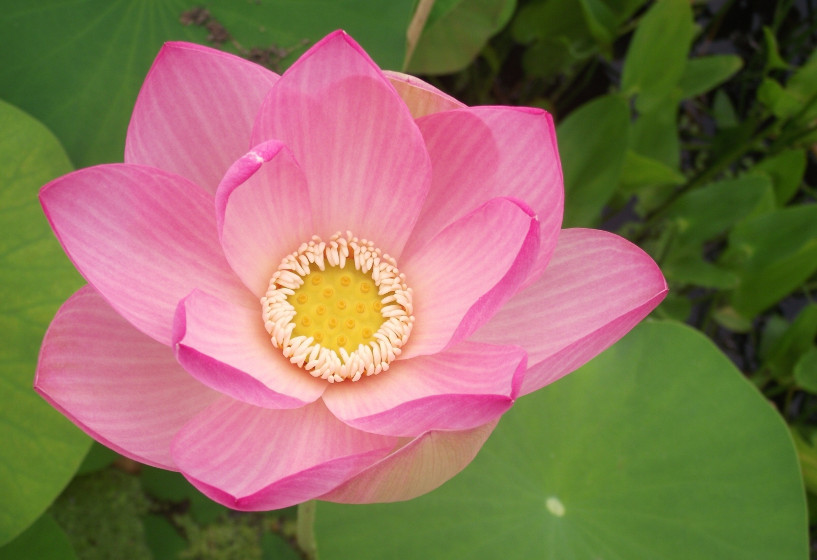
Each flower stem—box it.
[296,500,318,559]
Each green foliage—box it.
[761,305,817,382]
[620,0,695,112]
[407,0,516,75]
[791,429,817,496]
[557,93,630,226]
[754,149,807,205]
[142,467,229,525]
[50,469,152,560]
[619,150,685,193]
[723,206,817,319]
[630,97,682,169]
[678,55,743,98]
[795,348,817,395]
[511,0,648,77]
[143,515,188,560]
[577,0,618,46]
[139,466,301,558]
[760,49,817,122]
[316,322,808,559]
[660,174,773,288]
[261,532,301,560]
[0,100,90,546]
[177,515,262,560]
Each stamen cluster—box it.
[262,232,414,382]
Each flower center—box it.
[262,232,414,383]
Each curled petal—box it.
[323,342,526,437]
[35,286,220,469]
[320,421,497,503]
[172,399,397,511]
[216,140,314,297]
[125,42,278,194]
[251,30,431,258]
[472,228,668,395]
[40,164,252,345]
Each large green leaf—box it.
[621,0,695,112]
[0,100,90,545]
[316,321,807,559]
[557,93,630,227]
[0,0,413,168]
[0,513,77,560]
[407,0,516,75]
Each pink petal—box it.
[401,197,539,359]
[125,42,278,194]
[472,228,668,395]
[40,164,252,345]
[171,399,396,511]
[35,286,220,469]
[320,421,497,503]
[173,290,326,409]
[404,106,564,285]
[322,342,525,437]
[216,140,314,297]
[250,30,431,258]
[384,70,465,118]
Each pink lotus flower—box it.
[36,31,667,510]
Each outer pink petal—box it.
[320,421,497,503]
[35,286,220,469]
[40,164,252,345]
[401,197,539,359]
[251,30,431,258]
[173,290,326,409]
[404,106,564,285]
[472,228,668,395]
[322,342,525,437]
[216,140,314,297]
[125,42,279,194]
[384,70,465,118]
[171,399,397,511]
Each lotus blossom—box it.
[36,30,667,510]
